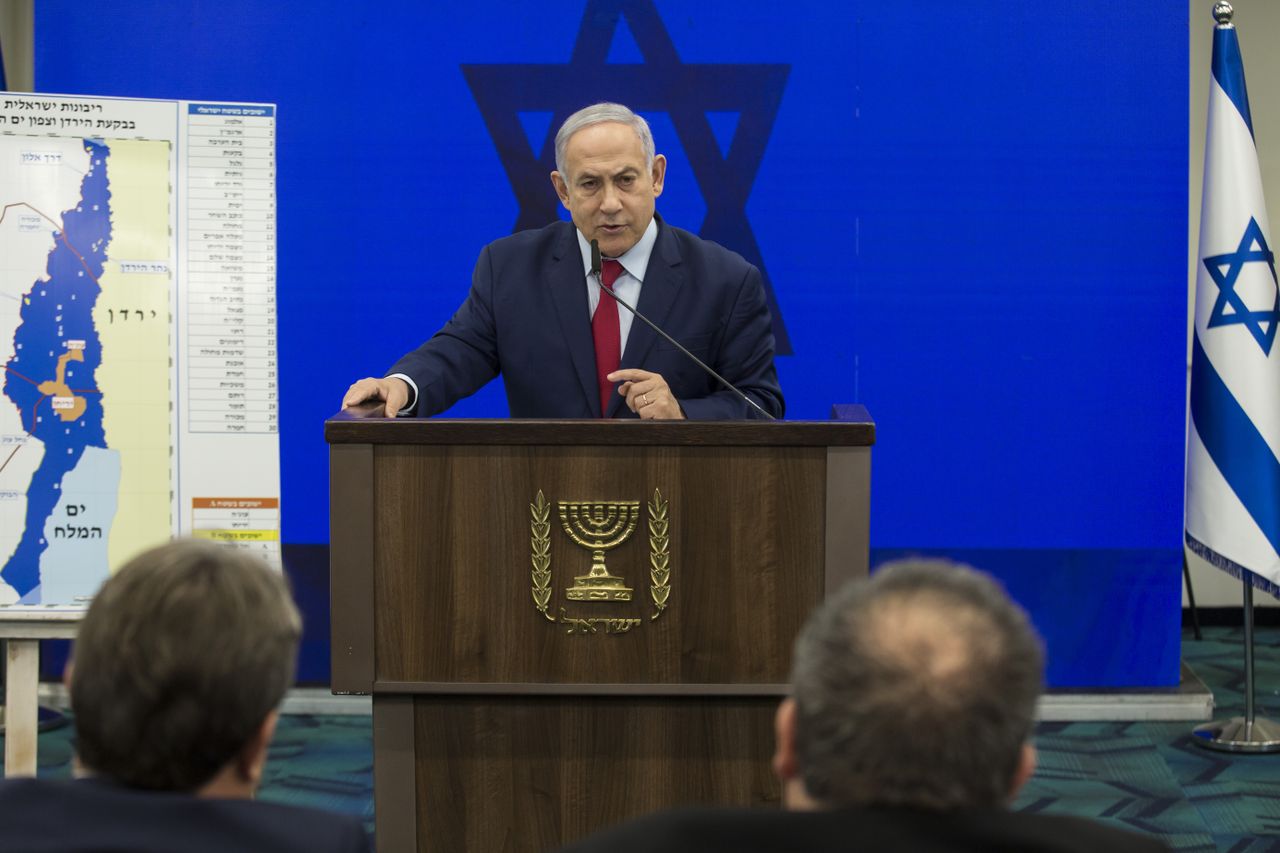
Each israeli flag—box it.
[1186,16,1280,598]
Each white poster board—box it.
[0,92,280,603]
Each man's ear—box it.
[1008,741,1037,801]
[236,710,280,789]
[63,658,75,691]
[650,154,667,197]
[772,697,800,783]
[550,171,570,208]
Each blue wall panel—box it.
[32,0,1189,686]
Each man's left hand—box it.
[608,369,686,420]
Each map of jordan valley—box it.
[0,134,173,604]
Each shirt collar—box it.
[576,216,659,282]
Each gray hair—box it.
[554,102,655,177]
[791,559,1044,810]
[71,538,302,792]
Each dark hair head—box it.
[70,538,301,792]
[791,558,1044,810]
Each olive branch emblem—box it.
[648,489,671,620]
[530,490,554,621]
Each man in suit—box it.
[342,101,783,420]
[560,560,1170,853]
[0,539,369,853]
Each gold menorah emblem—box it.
[530,490,671,632]
[558,500,641,601]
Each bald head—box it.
[789,560,1044,810]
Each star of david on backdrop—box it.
[462,0,793,354]
[1204,217,1280,355]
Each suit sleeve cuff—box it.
[385,373,418,416]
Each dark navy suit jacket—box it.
[0,777,370,853]
[558,805,1171,853]
[388,217,784,419]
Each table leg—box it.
[4,639,39,777]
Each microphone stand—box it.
[590,239,775,421]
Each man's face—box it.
[551,121,666,258]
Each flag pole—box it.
[1244,581,1255,726]
[1187,568,1280,747]
[1183,553,1203,640]
[1194,574,1280,751]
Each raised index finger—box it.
[607,369,655,383]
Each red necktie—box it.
[592,259,623,417]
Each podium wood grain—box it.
[373,445,823,686]
[414,696,779,851]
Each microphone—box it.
[590,238,775,420]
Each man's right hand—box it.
[342,377,411,416]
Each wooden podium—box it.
[326,409,874,851]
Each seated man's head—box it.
[68,538,302,797]
[773,559,1044,811]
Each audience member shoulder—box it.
[557,805,1171,853]
[0,777,369,853]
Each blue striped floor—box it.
[23,626,1280,851]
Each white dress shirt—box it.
[576,216,658,358]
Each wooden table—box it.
[0,605,83,776]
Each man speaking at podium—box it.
[342,102,783,420]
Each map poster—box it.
[0,92,280,603]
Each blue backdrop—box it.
[32,0,1188,687]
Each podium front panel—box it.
[406,694,780,852]
[372,445,827,687]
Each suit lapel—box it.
[547,225,600,416]
[607,218,684,418]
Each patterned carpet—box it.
[21,626,1280,851]
[1011,626,1280,852]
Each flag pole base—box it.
[1192,716,1280,753]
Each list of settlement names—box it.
[184,103,277,434]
